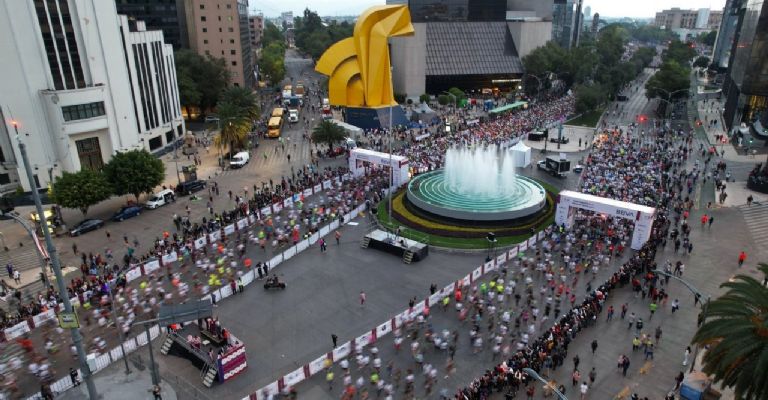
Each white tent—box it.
[509,141,531,168]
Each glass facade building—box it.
[552,0,582,49]
[723,0,768,130]
[115,0,189,49]
[408,0,507,22]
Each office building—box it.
[591,13,600,33]
[115,0,189,49]
[390,0,553,97]
[249,13,264,62]
[722,0,768,140]
[552,0,583,49]
[0,0,184,192]
[654,8,722,30]
[584,5,591,20]
[185,0,254,88]
[713,0,743,70]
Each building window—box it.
[219,28,222,33]
[148,136,162,151]
[75,137,103,170]
[0,173,10,185]
[230,49,236,55]
[201,16,206,22]
[231,61,237,66]
[228,16,233,21]
[230,39,235,44]
[234,83,239,87]
[204,39,208,44]
[165,129,175,144]
[202,28,207,33]
[205,50,210,55]
[199,4,204,9]
[61,102,106,122]
[228,27,234,32]
[226,4,232,8]
[218,16,221,21]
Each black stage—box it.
[364,229,428,262]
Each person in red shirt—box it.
[738,251,747,267]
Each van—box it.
[230,151,250,168]
[288,109,299,123]
[146,189,176,209]
[176,180,206,196]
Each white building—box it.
[0,0,184,192]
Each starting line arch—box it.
[555,190,656,250]
[349,148,410,188]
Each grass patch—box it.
[566,108,605,128]
[376,181,559,250]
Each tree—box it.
[293,8,352,60]
[574,83,606,114]
[311,120,346,151]
[175,49,230,116]
[697,30,718,47]
[663,40,697,65]
[103,150,165,202]
[645,60,690,100]
[214,101,250,155]
[694,56,710,69]
[219,87,259,121]
[259,42,286,84]
[51,170,112,217]
[437,94,450,106]
[419,94,430,104]
[691,263,768,400]
[261,22,285,48]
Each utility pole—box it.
[13,123,98,399]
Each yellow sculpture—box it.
[315,5,414,107]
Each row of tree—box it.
[50,150,164,217]
[293,9,354,60]
[259,22,287,85]
[644,40,697,101]
[522,24,657,114]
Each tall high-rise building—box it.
[552,0,583,49]
[0,0,184,192]
[713,0,744,70]
[249,13,264,65]
[185,0,254,88]
[722,0,768,136]
[115,0,189,49]
[584,5,591,19]
[591,13,600,33]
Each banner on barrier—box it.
[484,261,495,272]
[258,382,280,399]
[3,322,29,341]
[343,173,352,181]
[209,230,222,242]
[308,355,328,376]
[322,180,332,190]
[537,231,546,240]
[376,322,391,338]
[519,242,528,252]
[273,202,283,213]
[313,184,322,193]
[195,237,207,250]
[319,225,330,236]
[144,260,160,274]
[162,252,178,264]
[283,246,297,260]
[472,267,482,281]
[508,247,518,259]
[283,198,293,209]
[334,177,341,185]
[237,218,248,230]
[461,274,471,287]
[355,331,373,347]
[528,236,537,247]
[332,342,351,360]
[261,207,272,217]
[268,255,282,270]
[283,367,305,387]
[249,214,258,224]
[302,188,313,198]
[224,224,236,236]
[219,285,233,300]
[308,233,320,245]
[329,220,340,231]
[496,253,507,265]
[428,292,442,306]
[126,267,142,282]
[296,240,309,253]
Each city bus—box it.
[271,107,285,119]
[267,116,283,138]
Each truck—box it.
[294,81,305,99]
[282,85,292,100]
[536,156,571,178]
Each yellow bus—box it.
[271,107,285,119]
[267,116,283,138]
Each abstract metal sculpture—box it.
[315,5,414,107]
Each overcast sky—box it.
[253,0,726,19]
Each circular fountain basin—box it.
[406,170,547,221]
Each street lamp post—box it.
[388,66,395,237]
[12,122,98,399]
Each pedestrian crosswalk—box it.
[739,203,768,247]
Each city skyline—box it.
[252,0,727,19]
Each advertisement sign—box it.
[322,180,332,190]
[58,312,80,329]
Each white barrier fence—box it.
[23,203,367,400]
[248,228,549,399]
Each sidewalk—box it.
[695,99,759,163]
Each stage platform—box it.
[362,229,428,263]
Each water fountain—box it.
[406,145,546,221]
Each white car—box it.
[146,189,175,209]
[288,109,299,123]
[230,151,250,168]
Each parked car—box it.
[572,165,584,173]
[176,180,207,196]
[146,189,176,209]
[204,115,219,123]
[112,205,142,222]
[70,219,104,236]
